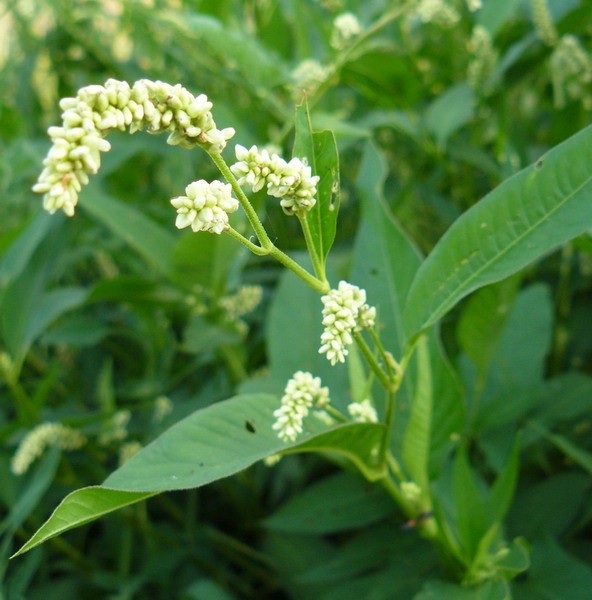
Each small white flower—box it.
[273,371,330,442]
[319,281,376,365]
[171,179,239,234]
[347,398,378,423]
[11,423,86,475]
[413,0,460,28]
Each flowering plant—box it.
[9,63,592,596]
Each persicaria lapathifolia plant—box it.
[21,71,592,594]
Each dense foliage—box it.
[2,1,592,598]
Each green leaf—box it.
[453,445,489,561]
[170,229,239,294]
[351,142,464,471]
[456,275,521,380]
[414,579,510,600]
[293,101,340,268]
[263,472,394,534]
[79,189,176,277]
[488,434,521,523]
[513,537,592,600]
[14,394,385,556]
[0,211,53,290]
[478,0,527,35]
[309,130,340,262]
[424,83,475,149]
[11,488,155,558]
[404,124,592,344]
[530,421,592,477]
[403,336,432,493]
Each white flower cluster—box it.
[171,180,239,234]
[412,0,460,28]
[11,422,86,475]
[550,35,592,109]
[331,12,362,49]
[290,59,330,97]
[319,281,376,365]
[347,399,378,423]
[99,409,131,445]
[531,0,558,47]
[153,395,173,423]
[219,285,263,321]
[272,371,330,442]
[119,441,142,466]
[230,145,320,215]
[33,78,235,217]
[466,0,482,10]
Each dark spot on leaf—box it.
[245,420,256,433]
[535,159,543,170]
[370,268,379,276]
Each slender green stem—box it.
[379,389,397,466]
[269,245,330,294]
[297,212,326,282]
[225,227,270,256]
[208,151,272,249]
[353,331,391,390]
[326,405,348,423]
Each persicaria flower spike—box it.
[33,78,235,217]
[171,180,239,234]
[11,422,86,475]
[347,399,378,423]
[230,145,320,215]
[272,371,330,442]
[319,281,376,365]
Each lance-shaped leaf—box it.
[404,124,592,345]
[13,394,384,557]
[293,100,340,266]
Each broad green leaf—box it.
[14,394,384,556]
[0,211,53,290]
[403,336,432,493]
[414,578,510,600]
[424,84,475,149]
[11,488,155,558]
[351,142,464,470]
[507,472,591,540]
[513,537,592,600]
[404,124,592,344]
[456,275,521,380]
[0,446,60,535]
[488,434,521,523]
[530,421,592,477]
[453,445,489,561]
[263,472,394,534]
[79,189,176,276]
[170,229,239,294]
[161,11,287,89]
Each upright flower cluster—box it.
[531,0,558,46]
[467,26,499,94]
[319,281,376,365]
[550,35,592,109]
[171,180,239,234]
[219,285,263,321]
[272,371,330,442]
[11,423,86,475]
[230,145,320,215]
[412,0,460,28]
[348,399,378,423]
[33,78,235,217]
[331,12,362,49]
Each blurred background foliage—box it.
[1,0,592,598]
